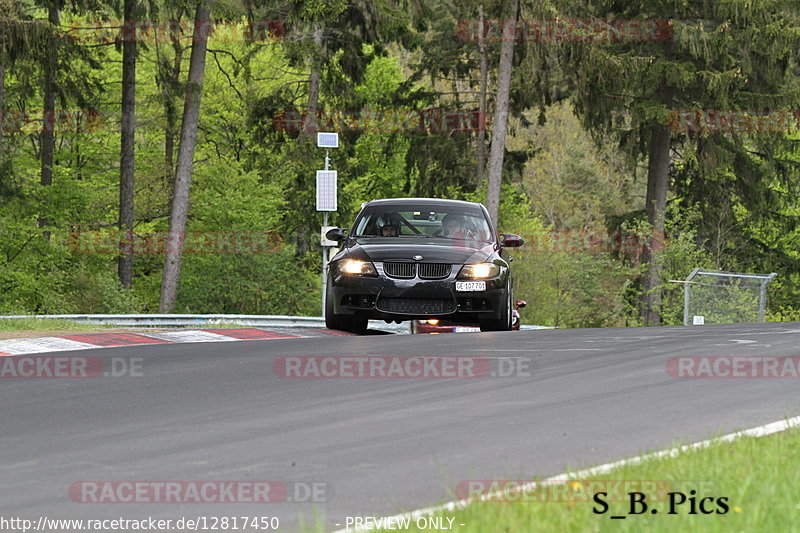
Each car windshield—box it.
[352,204,493,242]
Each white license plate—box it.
[456,281,486,292]
[454,326,481,333]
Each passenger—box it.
[441,213,465,237]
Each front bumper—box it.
[329,262,508,322]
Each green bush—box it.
[176,246,320,316]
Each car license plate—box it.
[456,281,486,292]
[454,326,481,333]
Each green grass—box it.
[373,425,800,533]
[0,318,267,332]
[0,318,119,331]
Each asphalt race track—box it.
[2,322,799,531]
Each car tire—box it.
[325,280,368,333]
[479,283,513,332]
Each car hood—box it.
[348,238,496,264]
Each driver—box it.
[377,214,400,237]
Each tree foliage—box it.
[1,0,799,327]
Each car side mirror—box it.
[515,300,527,309]
[500,233,524,247]
[325,228,348,242]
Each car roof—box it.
[364,198,485,208]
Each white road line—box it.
[331,415,800,533]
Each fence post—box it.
[759,273,778,322]
[684,268,700,326]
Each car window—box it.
[353,205,493,241]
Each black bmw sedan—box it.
[324,198,524,333]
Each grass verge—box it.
[0,318,119,331]
[0,318,263,333]
[0,319,266,341]
[375,424,800,533]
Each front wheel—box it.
[325,281,368,333]
[479,285,513,332]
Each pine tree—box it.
[558,0,800,324]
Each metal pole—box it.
[684,281,689,326]
[321,149,331,317]
[758,273,776,322]
[322,211,328,316]
[684,267,700,326]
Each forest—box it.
[1,0,799,328]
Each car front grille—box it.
[383,262,416,278]
[377,297,456,315]
[383,262,452,279]
[418,263,451,279]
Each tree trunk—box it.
[118,0,137,290]
[165,26,184,182]
[0,61,5,153]
[159,0,210,312]
[38,7,59,235]
[476,6,488,187]
[40,6,59,188]
[296,24,324,259]
[302,25,323,137]
[154,14,184,184]
[485,0,519,227]
[640,117,671,326]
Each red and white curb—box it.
[0,328,353,357]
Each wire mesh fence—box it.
[681,269,777,326]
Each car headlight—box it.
[338,259,377,276]
[457,263,501,279]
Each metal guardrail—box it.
[0,314,412,332]
[0,315,550,332]
[0,313,554,333]
[0,314,328,328]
